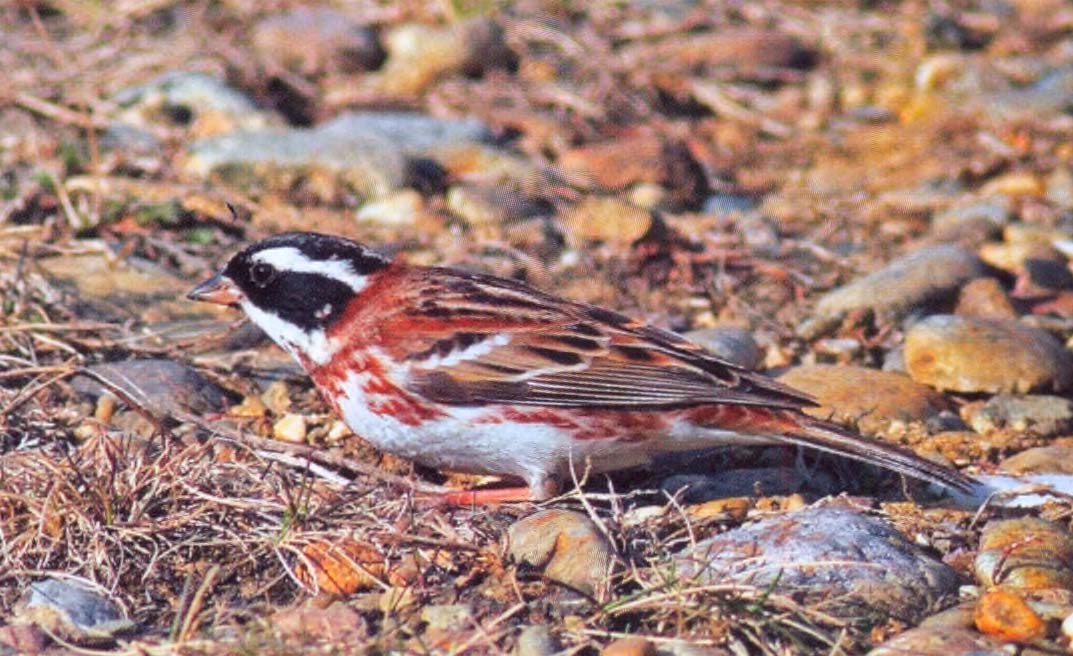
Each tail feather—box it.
[776,413,978,494]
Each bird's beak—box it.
[187,273,242,306]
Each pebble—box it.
[251,7,382,75]
[352,18,513,98]
[975,517,1073,591]
[39,253,191,317]
[70,359,232,419]
[702,193,758,215]
[446,184,547,227]
[514,624,559,656]
[981,171,1045,198]
[954,277,1018,319]
[867,603,1008,655]
[558,132,668,190]
[561,197,653,246]
[112,71,277,136]
[1000,444,1073,474]
[672,507,958,621]
[356,189,425,226]
[271,601,368,643]
[601,636,657,656]
[1046,167,1073,209]
[508,509,613,599]
[973,588,1046,643]
[904,315,1073,393]
[978,240,1060,274]
[272,413,308,444]
[184,111,494,199]
[802,244,984,337]
[619,28,814,71]
[421,604,472,630]
[930,197,1011,242]
[558,134,708,208]
[16,578,134,644]
[683,326,762,370]
[778,365,950,435]
[963,394,1073,437]
[1023,257,1073,292]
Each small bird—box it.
[189,231,976,503]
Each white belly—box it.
[334,371,774,489]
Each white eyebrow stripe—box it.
[251,246,370,293]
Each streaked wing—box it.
[385,267,815,410]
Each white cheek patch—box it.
[241,300,335,367]
[411,333,512,369]
[251,246,373,293]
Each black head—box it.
[190,232,390,342]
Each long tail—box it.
[771,411,979,494]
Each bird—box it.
[188,231,977,504]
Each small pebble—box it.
[867,603,1007,655]
[975,517,1073,591]
[508,509,613,599]
[273,413,308,444]
[271,601,369,642]
[963,394,1073,437]
[904,315,1073,393]
[514,624,559,656]
[561,197,652,246]
[973,588,1046,644]
[421,604,472,631]
[684,326,762,369]
[1001,444,1073,474]
[17,578,133,643]
[778,365,949,435]
[803,244,984,336]
[954,277,1017,319]
[601,636,657,656]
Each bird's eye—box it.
[250,262,275,287]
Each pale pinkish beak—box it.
[187,273,242,306]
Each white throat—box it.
[240,299,336,367]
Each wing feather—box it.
[387,267,815,410]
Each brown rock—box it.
[955,277,1018,319]
[975,517,1073,591]
[508,509,613,599]
[803,244,985,337]
[558,135,708,207]
[620,29,814,70]
[978,240,1059,274]
[272,601,368,643]
[974,589,1046,643]
[905,315,1073,393]
[70,359,233,419]
[251,7,382,75]
[778,365,950,434]
[1001,444,1073,474]
[867,603,1008,655]
[353,18,512,98]
[559,133,666,190]
[684,326,762,370]
[601,636,657,656]
[561,197,653,246]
